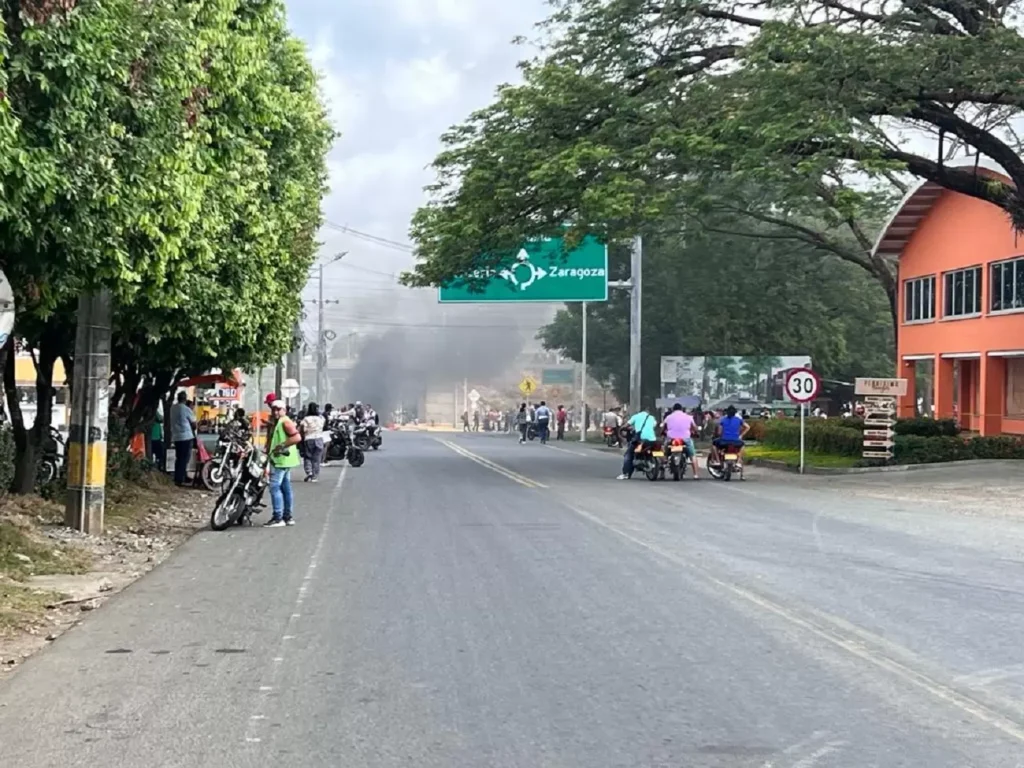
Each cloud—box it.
[382,54,462,111]
[285,0,549,315]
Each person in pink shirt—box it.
[662,404,700,478]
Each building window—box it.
[1008,359,1024,417]
[903,275,935,323]
[943,266,982,317]
[991,257,1024,312]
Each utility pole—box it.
[65,290,112,533]
[317,263,325,404]
[629,235,642,413]
[286,319,302,404]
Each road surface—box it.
[2,431,1024,767]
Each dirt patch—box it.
[0,480,211,671]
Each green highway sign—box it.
[542,367,574,385]
[438,235,608,303]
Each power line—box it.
[322,221,415,253]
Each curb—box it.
[746,457,1008,475]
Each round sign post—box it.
[281,377,301,404]
[784,368,821,475]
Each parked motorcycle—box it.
[325,421,365,467]
[38,427,65,485]
[200,432,248,491]
[353,422,382,451]
[706,442,743,481]
[209,444,270,530]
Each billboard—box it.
[660,355,812,401]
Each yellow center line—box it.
[437,439,549,489]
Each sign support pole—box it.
[580,302,587,443]
[628,235,642,413]
[799,402,806,475]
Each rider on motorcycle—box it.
[617,406,657,480]
[662,403,700,479]
[709,405,750,465]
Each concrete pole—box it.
[316,264,325,404]
[579,302,587,442]
[286,319,301,407]
[629,235,642,413]
[274,358,283,398]
[65,290,112,533]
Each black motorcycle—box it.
[200,429,248,491]
[325,420,365,467]
[38,427,65,485]
[209,444,269,530]
[706,442,743,481]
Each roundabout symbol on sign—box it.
[784,367,820,404]
[499,249,547,291]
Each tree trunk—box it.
[4,344,33,493]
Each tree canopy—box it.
[403,0,1024,323]
[538,218,894,403]
[0,0,334,490]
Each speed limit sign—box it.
[785,367,820,403]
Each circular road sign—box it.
[784,368,820,403]
[281,377,301,399]
[0,270,15,349]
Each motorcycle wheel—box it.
[723,463,733,481]
[326,443,344,462]
[644,461,660,481]
[347,448,365,468]
[706,458,726,480]
[354,436,370,451]
[38,458,58,485]
[210,493,244,531]
[199,462,219,492]
[671,461,681,481]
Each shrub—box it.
[894,434,1024,464]
[762,420,863,456]
[893,417,960,437]
[745,419,767,442]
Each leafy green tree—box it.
[0,0,333,491]
[539,219,893,403]
[405,0,1024,329]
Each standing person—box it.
[618,405,656,480]
[534,400,552,444]
[170,391,197,486]
[556,405,567,440]
[462,410,470,432]
[515,402,530,443]
[472,410,480,432]
[265,400,301,527]
[300,402,326,483]
[150,400,165,472]
[662,404,700,479]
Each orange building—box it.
[875,158,1024,436]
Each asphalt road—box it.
[3,431,1024,767]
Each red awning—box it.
[177,369,244,389]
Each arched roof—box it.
[871,156,1011,261]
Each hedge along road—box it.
[2,432,1024,767]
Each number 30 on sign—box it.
[784,368,820,403]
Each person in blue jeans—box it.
[265,400,302,528]
[534,401,552,444]
[618,408,657,479]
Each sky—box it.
[284,0,551,331]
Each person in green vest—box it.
[265,400,302,528]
